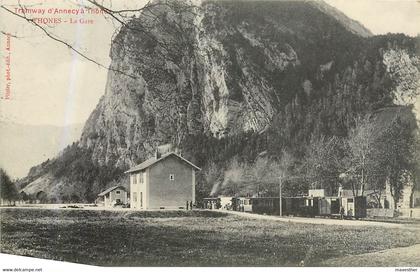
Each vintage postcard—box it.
[0,0,419,270]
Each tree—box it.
[200,162,223,198]
[265,151,303,197]
[20,191,29,202]
[374,111,418,209]
[346,115,379,197]
[225,152,299,197]
[344,108,418,208]
[304,135,347,195]
[244,157,271,196]
[412,129,420,208]
[382,49,420,105]
[222,157,245,196]
[0,168,19,205]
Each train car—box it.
[318,196,367,218]
[251,197,282,215]
[301,196,320,217]
[232,197,252,212]
[251,195,367,218]
[203,197,221,209]
[283,197,301,216]
[318,197,341,216]
[341,196,367,218]
[252,197,316,216]
[204,192,367,219]
[219,196,234,210]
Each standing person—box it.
[190,201,193,210]
[340,206,345,220]
[186,200,189,210]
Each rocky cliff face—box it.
[20,0,420,201]
[78,0,380,168]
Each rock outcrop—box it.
[78,0,378,167]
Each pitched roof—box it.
[97,185,126,196]
[125,152,201,173]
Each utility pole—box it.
[279,176,282,217]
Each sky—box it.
[0,0,148,126]
[0,0,419,127]
[325,0,420,37]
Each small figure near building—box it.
[340,206,345,220]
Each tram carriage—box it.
[318,197,341,216]
[249,195,367,218]
[202,197,221,209]
[340,196,367,218]
[203,193,367,219]
[231,197,252,212]
[251,197,282,215]
[251,197,316,217]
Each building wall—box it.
[384,180,413,209]
[413,190,420,207]
[130,174,135,208]
[104,188,127,207]
[104,194,109,207]
[110,188,127,205]
[309,189,325,197]
[130,171,147,209]
[148,156,195,209]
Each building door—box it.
[331,199,340,214]
[140,192,143,208]
[132,192,137,208]
[384,197,390,209]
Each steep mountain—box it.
[18,0,420,202]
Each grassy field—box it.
[1,208,420,266]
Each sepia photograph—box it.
[0,0,419,270]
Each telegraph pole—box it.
[279,176,282,217]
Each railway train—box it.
[203,194,367,219]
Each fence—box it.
[366,208,395,218]
[398,208,420,218]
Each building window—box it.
[139,172,144,184]
[133,192,137,202]
[169,174,175,181]
[116,190,121,195]
[132,174,137,184]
